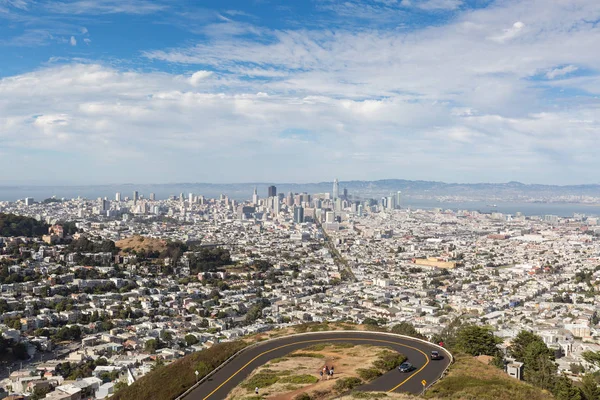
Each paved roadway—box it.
[184,331,451,400]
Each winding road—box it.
[182,331,452,400]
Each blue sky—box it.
[1,0,600,185]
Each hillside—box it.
[110,338,553,400]
[115,235,167,256]
[0,213,49,237]
[424,354,553,400]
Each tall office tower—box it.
[357,204,363,217]
[351,202,358,213]
[179,193,184,203]
[268,185,277,198]
[252,187,259,205]
[343,188,348,199]
[333,178,340,200]
[132,191,139,203]
[273,198,280,216]
[286,192,294,206]
[396,191,402,209]
[25,197,34,206]
[387,195,396,210]
[189,193,194,204]
[381,197,387,208]
[199,195,205,205]
[115,192,121,202]
[325,211,335,223]
[335,198,342,212]
[294,206,304,224]
[294,194,302,206]
[150,193,156,201]
[101,199,110,212]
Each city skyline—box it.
[1,0,600,185]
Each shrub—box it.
[357,368,382,381]
[289,352,325,358]
[294,393,312,400]
[242,372,280,390]
[334,377,363,392]
[279,375,319,384]
[373,351,406,372]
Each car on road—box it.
[398,362,415,372]
[430,351,442,360]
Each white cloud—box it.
[3,0,600,184]
[45,0,166,15]
[188,70,213,86]
[83,38,91,45]
[489,21,525,43]
[80,26,88,34]
[546,65,578,79]
[69,36,76,46]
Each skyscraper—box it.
[115,192,121,202]
[396,191,401,209]
[294,206,304,224]
[268,185,277,198]
[150,193,156,201]
[132,191,139,203]
[252,187,259,205]
[333,178,340,200]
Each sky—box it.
[1,0,599,185]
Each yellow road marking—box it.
[201,337,430,400]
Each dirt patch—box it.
[115,235,167,255]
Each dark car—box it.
[431,350,442,360]
[398,362,414,372]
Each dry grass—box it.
[226,344,397,400]
[115,235,167,255]
[424,354,554,400]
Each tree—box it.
[523,340,557,390]
[581,373,600,400]
[454,325,501,356]
[553,375,581,400]
[390,322,426,340]
[12,342,28,360]
[361,318,379,326]
[185,334,199,346]
[431,317,464,350]
[510,330,546,362]
[582,351,600,368]
[145,339,159,354]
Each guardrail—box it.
[174,330,453,400]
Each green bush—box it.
[279,375,319,384]
[334,377,363,392]
[294,393,312,400]
[288,352,325,358]
[356,368,383,381]
[373,351,406,372]
[242,372,280,390]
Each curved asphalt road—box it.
[184,331,451,400]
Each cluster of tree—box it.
[390,322,427,340]
[0,336,29,360]
[0,213,49,237]
[67,237,118,254]
[245,297,271,323]
[442,323,597,400]
[189,248,232,273]
[52,325,82,342]
[56,358,108,380]
[0,265,43,284]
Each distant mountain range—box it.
[2,179,600,202]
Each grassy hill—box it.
[424,354,554,400]
[115,235,167,256]
[111,339,553,400]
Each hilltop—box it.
[110,336,553,400]
[115,235,167,256]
